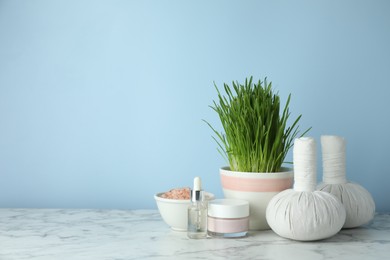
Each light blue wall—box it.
[1,0,389,211]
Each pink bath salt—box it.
[161,187,190,200]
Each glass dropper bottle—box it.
[187,177,207,239]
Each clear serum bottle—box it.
[187,176,207,239]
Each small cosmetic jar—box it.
[207,199,249,238]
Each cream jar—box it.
[207,199,249,238]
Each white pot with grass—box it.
[205,77,310,230]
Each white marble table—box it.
[0,209,389,260]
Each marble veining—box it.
[0,209,389,259]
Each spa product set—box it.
[187,177,249,239]
[266,136,375,240]
[154,77,375,241]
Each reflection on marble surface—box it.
[0,209,388,259]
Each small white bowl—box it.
[154,191,215,231]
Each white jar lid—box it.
[208,199,249,218]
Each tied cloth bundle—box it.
[266,137,346,241]
[317,135,375,228]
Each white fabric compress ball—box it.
[317,182,375,228]
[317,135,375,228]
[266,137,346,241]
[266,190,346,241]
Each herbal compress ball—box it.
[266,137,346,241]
[317,135,375,228]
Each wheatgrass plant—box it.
[205,77,310,173]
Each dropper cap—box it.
[191,177,204,202]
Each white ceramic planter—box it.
[220,167,293,230]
